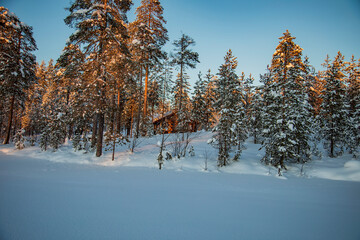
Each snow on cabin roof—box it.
[153,110,175,123]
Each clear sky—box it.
[3,0,360,85]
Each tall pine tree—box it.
[171,34,199,116]
[64,0,132,156]
[0,7,37,144]
[133,0,168,119]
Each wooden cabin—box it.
[153,110,196,134]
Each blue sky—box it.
[3,0,360,85]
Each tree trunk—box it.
[112,138,115,161]
[91,114,98,149]
[3,95,15,144]
[110,95,115,133]
[95,0,107,157]
[178,63,183,114]
[330,135,334,158]
[66,87,73,140]
[96,112,104,157]
[135,67,143,138]
[144,65,149,118]
[116,89,125,134]
[12,112,17,137]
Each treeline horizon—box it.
[1,1,359,171]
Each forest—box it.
[1,0,359,173]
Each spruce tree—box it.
[259,67,281,165]
[39,60,68,151]
[261,30,312,169]
[319,52,350,157]
[249,86,263,144]
[173,72,192,132]
[233,72,248,161]
[243,74,254,114]
[303,56,322,116]
[203,70,216,130]
[212,50,244,167]
[22,61,48,137]
[346,56,360,157]
[191,72,207,131]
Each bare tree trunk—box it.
[3,95,15,144]
[66,88,73,140]
[91,114,98,148]
[12,111,18,137]
[95,0,108,157]
[96,112,104,157]
[112,137,116,161]
[135,67,143,138]
[144,65,149,119]
[330,135,334,158]
[130,106,134,137]
[110,95,115,133]
[116,89,125,134]
[178,63,183,113]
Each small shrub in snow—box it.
[188,145,195,157]
[13,129,25,150]
[157,153,164,169]
[165,151,172,160]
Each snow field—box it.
[0,131,360,239]
[2,131,359,182]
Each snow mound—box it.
[308,159,360,182]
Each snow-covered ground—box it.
[1,132,360,239]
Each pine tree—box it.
[64,0,132,157]
[156,58,173,167]
[191,72,207,131]
[57,43,91,145]
[233,72,248,161]
[38,60,68,151]
[249,85,263,144]
[203,70,216,130]
[261,30,312,170]
[346,56,360,157]
[173,72,192,132]
[304,56,323,116]
[22,61,47,137]
[211,50,244,167]
[157,58,173,118]
[133,0,168,119]
[243,74,254,128]
[0,7,37,144]
[171,34,199,115]
[319,52,349,157]
[259,67,282,166]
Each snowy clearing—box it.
[1,132,360,240]
[2,132,359,182]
